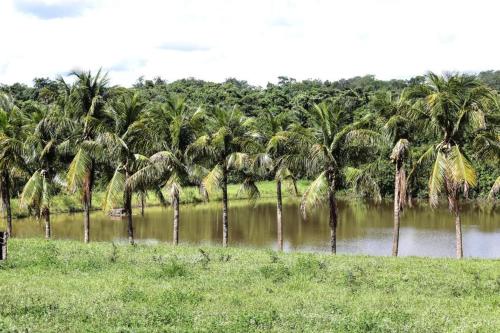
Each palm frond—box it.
[202,165,223,195]
[300,172,327,219]
[448,145,477,191]
[429,151,446,208]
[488,176,500,199]
[66,148,92,193]
[102,167,125,212]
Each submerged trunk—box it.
[124,168,134,245]
[326,170,338,254]
[1,172,12,237]
[276,179,283,251]
[222,166,229,247]
[43,209,51,240]
[392,162,401,257]
[172,190,180,245]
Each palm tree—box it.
[370,90,413,256]
[127,95,200,245]
[0,93,27,237]
[101,92,148,244]
[19,102,69,239]
[288,99,379,254]
[254,109,298,251]
[409,73,495,258]
[64,69,109,243]
[389,139,409,256]
[188,105,258,247]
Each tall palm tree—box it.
[101,92,148,244]
[288,99,379,254]
[409,73,496,258]
[127,95,200,245]
[188,105,258,247]
[64,69,109,243]
[370,90,413,256]
[0,93,27,237]
[254,109,298,251]
[389,139,409,256]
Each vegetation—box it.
[0,239,499,332]
[0,70,498,258]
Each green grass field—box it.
[8,180,313,219]
[0,239,499,332]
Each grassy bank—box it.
[8,180,312,219]
[0,240,499,332]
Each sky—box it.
[0,0,499,87]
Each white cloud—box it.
[0,0,499,87]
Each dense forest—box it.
[0,70,499,257]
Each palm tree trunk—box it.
[2,172,12,237]
[276,179,283,251]
[44,209,51,240]
[392,163,401,257]
[454,202,463,259]
[172,190,180,245]
[83,172,92,244]
[222,167,229,247]
[124,168,134,245]
[327,171,338,254]
[140,192,145,216]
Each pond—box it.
[4,199,500,258]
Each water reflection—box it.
[4,199,500,258]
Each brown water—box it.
[4,199,500,258]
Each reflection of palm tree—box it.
[409,73,495,258]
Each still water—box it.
[6,199,500,258]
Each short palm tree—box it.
[128,95,201,245]
[64,69,109,243]
[188,105,258,247]
[20,102,69,239]
[409,73,496,258]
[101,92,149,244]
[0,93,27,237]
[288,100,379,254]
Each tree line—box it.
[0,70,499,258]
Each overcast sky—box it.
[1,0,499,87]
